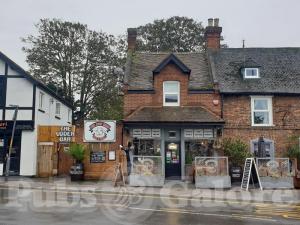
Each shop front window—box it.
[185,140,214,164]
[133,138,161,156]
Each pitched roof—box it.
[0,51,73,108]
[153,53,191,75]
[124,52,213,90]
[123,106,224,124]
[209,48,300,94]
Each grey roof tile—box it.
[209,48,300,94]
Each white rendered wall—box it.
[7,65,20,76]
[35,87,71,126]
[6,78,33,107]
[5,109,32,120]
[19,130,37,176]
[0,60,5,75]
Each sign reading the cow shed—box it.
[84,120,116,142]
[56,126,74,143]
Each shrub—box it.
[68,143,85,163]
[223,138,252,166]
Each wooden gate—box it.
[58,144,73,176]
[37,143,55,177]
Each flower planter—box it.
[195,175,231,188]
[129,174,164,187]
[260,177,294,189]
[70,163,84,181]
[185,164,194,182]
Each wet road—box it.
[0,187,300,225]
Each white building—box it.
[0,51,73,176]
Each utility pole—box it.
[5,105,19,180]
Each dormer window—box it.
[163,81,180,106]
[243,68,260,79]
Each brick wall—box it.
[124,64,221,117]
[223,95,300,156]
[74,123,127,180]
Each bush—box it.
[223,138,252,166]
[68,143,85,163]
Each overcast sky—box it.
[1,0,300,68]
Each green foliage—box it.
[185,152,193,165]
[22,18,126,122]
[136,16,205,52]
[68,143,85,163]
[223,138,252,166]
[285,135,300,159]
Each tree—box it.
[136,16,205,52]
[22,19,125,122]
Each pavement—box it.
[0,176,299,204]
[1,177,300,224]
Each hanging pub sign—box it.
[55,126,75,143]
[84,120,116,142]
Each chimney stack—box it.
[205,18,222,50]
[127,28,137,52]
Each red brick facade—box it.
[223,95,300,156]
[124,64,221,117]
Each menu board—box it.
[90,151,106,163]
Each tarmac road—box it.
[0,186,300,225]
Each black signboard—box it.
[0,121,34,131]
[90,151,106,163]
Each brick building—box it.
[122,18,300,180]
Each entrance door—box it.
[37,144,54,177]
[165,142,181,179]
[1,133,22,176]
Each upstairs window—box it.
[251,96,273,126]
[55,102,61,116]
[0,77,5,107]
[243,68,260,79]
[38,92,45,110]
[163,81,180,106]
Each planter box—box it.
[129,174,164,187]
[195,176,231,188]
[260,177,294,189]
[185,164,194,182]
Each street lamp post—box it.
[5,104,19,180]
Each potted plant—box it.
[68,143,85,181]
[285,140,300,188]
[223,138,252,183]
[185,152,194,182]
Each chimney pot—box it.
[205,18,222,50]
[214,18,219,27]
[127,28,137,51]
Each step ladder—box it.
[241,158,262,191]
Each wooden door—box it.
[58,144,74,176]
[37,144,54,177]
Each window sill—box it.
[55,115,61,120]
[251,124,275,127]
[38,109,45,113]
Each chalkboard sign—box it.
[90,151,106,163]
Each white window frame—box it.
[68,109,72,123]
[38,92,45,110]
[55,102,61,117]
[163,81,180,106]
[244,68,260,79]
[251,96,273,126]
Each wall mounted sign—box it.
[0,122,7,130]
[90,151,106,163]
[184,129,214,139]
[55,126,74,142]
[84,120,116,142]
[132,129,161,138]
[0,121,34,131]
[108,150,116,161]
